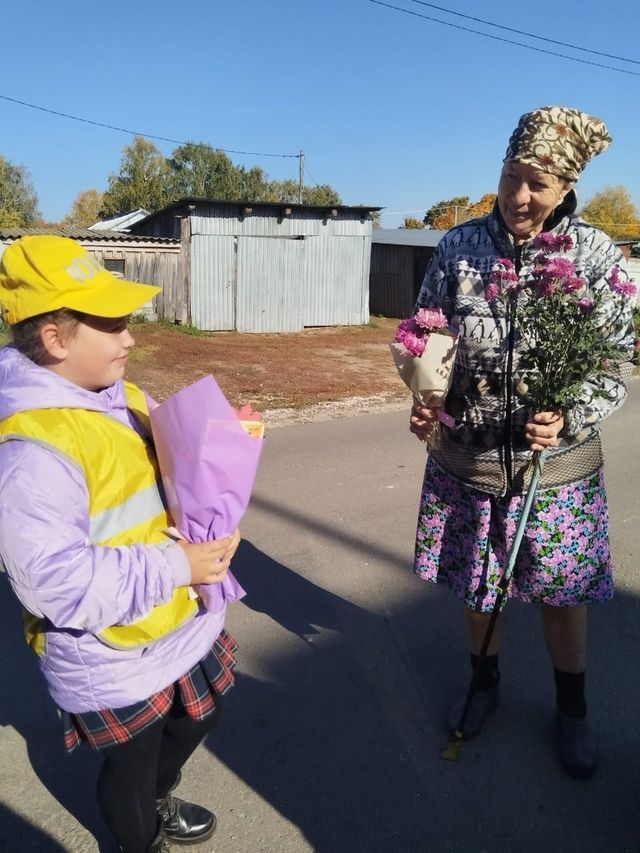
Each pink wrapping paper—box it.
[149,375,264,612]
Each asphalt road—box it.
[1,384,639,853]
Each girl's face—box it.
[57,315,135,391]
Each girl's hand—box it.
[525,411,564,451]
[178,528,242,585]
[409,401,440,443]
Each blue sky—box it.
[1,0,639,227]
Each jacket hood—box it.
[0,344,128,421]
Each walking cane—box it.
[441,449,547,762]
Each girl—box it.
[0,235,241,852]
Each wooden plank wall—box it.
[89,248,181,320]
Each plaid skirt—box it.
[60,629,238,752]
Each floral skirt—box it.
[414,458,613,612]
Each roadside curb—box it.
[263,391,409,428]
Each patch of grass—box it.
[156,319,214,338]
[128,344,160,363]
[128,312,151,326]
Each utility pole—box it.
[298,150,305,204]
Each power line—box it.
[0,93,299,159]
[369,0,640,78]
[407,0,640,66]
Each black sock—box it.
[470,653,500,691]
[554,668,587,719]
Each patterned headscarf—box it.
[503,106,611,181]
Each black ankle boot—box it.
[555,711,598,778]
[447,682,500,739]
[156,792,216,844]
[118,820,171,853]
[147,824,171,852]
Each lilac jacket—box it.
[0,346,226,713]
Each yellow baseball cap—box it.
[0,235,161,325]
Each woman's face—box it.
[497,161,571,243]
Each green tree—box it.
[100,137,343,214]
[168,142,245,200]
[239,165,273,201]
[267,179,342,206]
[63,188,104,228]
[0,155,40,227]
[402,217,425,229]
[580,185,640,240]
[101,137,171,216]
[423,195,470,230]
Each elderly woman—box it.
[410,106,635,778]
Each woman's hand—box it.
[525,411,564,451]
[409,401,440,443]
[178,528,242,585]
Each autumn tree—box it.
[402,217,425,229]
[101,137,171,217]
[466,193,497,219]
[580,185,640,240]
[63,188,104,228]
[423,196,469,230]
[0,155,40,227]
[423,193,498,230]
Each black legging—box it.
[96,693,222,853]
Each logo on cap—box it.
[65,256,104,283]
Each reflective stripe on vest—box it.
[0,381,199,652]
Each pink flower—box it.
[532,232,574,253]
[543,257,576,280]
[562,275,586,295]
[400,330,426,356]
[414,307,448,330]
[608,266,638,297]
[396,317,418,336]
[577,297,595,314]
[394,307,453,357]
[485,282,500,301]
[488,258,520,301]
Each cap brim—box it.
[59,277,161,318]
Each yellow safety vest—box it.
[0,382,199,653]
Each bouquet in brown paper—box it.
[389,307,459,429]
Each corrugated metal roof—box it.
[372,228,446,248]
[133,198,382,231]
[0,226,179,244]
[88,209,150,232]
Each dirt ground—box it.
[125,316,409,413]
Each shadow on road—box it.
[0,574,114,852]
[2,533,640,852]
[0,802,67,853]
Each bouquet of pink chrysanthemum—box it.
[389,306,459,426]
[488,232,636,413]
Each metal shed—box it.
[0,226,180,320]
[130,198,380,332]
[369,228,446,318]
